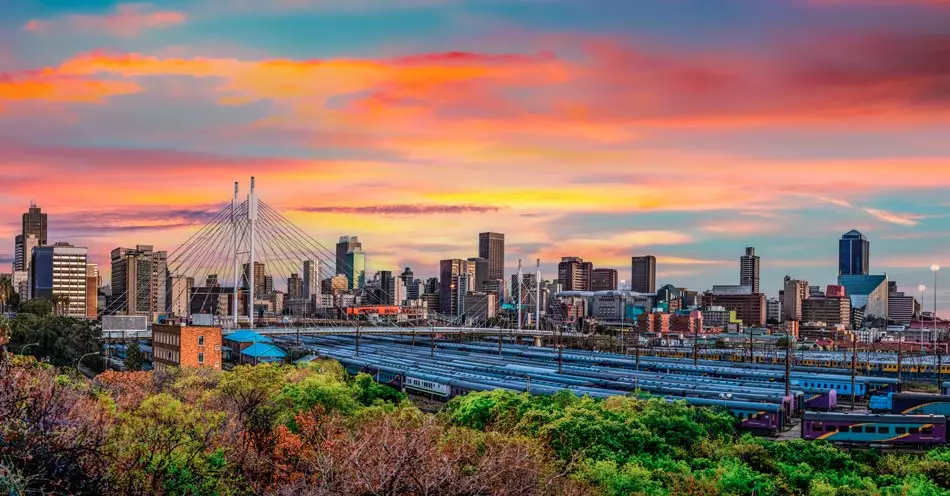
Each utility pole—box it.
[635,323,641,371]
[851,334,858,412]
[897,334,903,391]
[748,327,754,363]
[355,321,361,356]
[693,321,699,366]
[535,259,541,331]
[517,259,523,332]
[785,334,791,397]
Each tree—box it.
[0,276,13,313]
[125,341,145,371]
[108,394,228,495]
[0,358,111,493]
[18,299,52,317]
[6,313,101,368]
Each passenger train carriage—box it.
[802,412,947,447]
[869,393,950,416]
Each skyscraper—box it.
[440,259,474,316]
[287,273,303,299]
[740,247,760,294]
[345,249,365,290]
[399,267,414,288]
[558,257,594,291]
[782,277,809,322]
[336,236,362,276]
[839,230,870,276]
[30,243,87,318]
[13,233,39,272]
[467,257,489,291]
[22,203,48,245]
[478,232,505,281]
[591,268,619,291]
[631,256,656,293]
[302,260,320,300]
[242,262,266,296]
[111,245,168,321]
[13,235,22,273]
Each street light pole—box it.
[76,351,100,372]
[933,265,942,386]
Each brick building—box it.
[152,323,222,373]
[637,313,671,334]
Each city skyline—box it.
[1,1,949,311]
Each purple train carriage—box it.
[802,412,947,448]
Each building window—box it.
[198,352,204,364]
[198,335,204,346]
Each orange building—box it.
[346,306,401,316]
[152,323,222,373]
[637,313,671,334]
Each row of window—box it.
[737,412,769,420]
[801,381,852,391]
[157,348,179,362]
[811,423,932,435]
[154,332,180,346]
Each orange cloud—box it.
[0,69,141,105]
[23,3,186,37]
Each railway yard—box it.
[277,334,950,448]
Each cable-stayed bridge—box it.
[101,177,550,338]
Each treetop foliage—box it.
[1,354,948,496]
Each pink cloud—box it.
[863,208,925,226]
[23,3,186,37]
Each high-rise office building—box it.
[22,203,48,245]
[740,247,760,294]
[336,236,362,276]
[591,268,619,291]
[478,232,505,281]
[13,233,39,273]
[440,259,475,316]
[399,267,414,288]
[782,277,809,322]
[13,235,22,273]
[558,257,593,291]
[302,260,320,300]
[30,243,88,318]
[839,230,870,276]
[167,275,193,318]
[287,273,304,299]
[111,245,167,321]
[345,249,365,290]
[631,256,656,293]
[241,262,266,296]
[424,277,439,295]
[467,257,489,291]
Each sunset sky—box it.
[1,0,949,309]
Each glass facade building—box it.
[839,230,870,276]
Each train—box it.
[869,392,950,416]
[351,357,788,434]
[802,412,947,447]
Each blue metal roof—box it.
[241,343,287,359]
[225,330,274,343]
